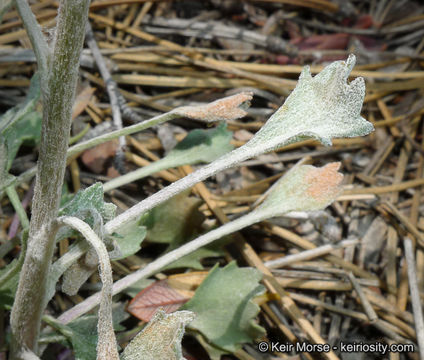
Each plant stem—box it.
[0,112,179,197]
[5,186,30,230]
[103,156,171,192]
[14,0,49,74]
[0,230,27,288]
[10,0,90,356]
[57,216,119,360]
[104,141,270,234]
[67,111,179,158]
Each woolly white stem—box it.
[57,216,119,360]
[104,145,261,234]
[14,0,49,74]
[67,112,179,158]
[10,0,90,356]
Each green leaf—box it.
[58,183,118,295]
[0,230,28,308]
[58,182,117,252]
[66,330,98,360]
[109,217,147,260]
[181,261,265,352]
[163,236,229,271]
[143,191,221,270]
[59,182,116,222]
[143,191,204,247]
[121,309,195,360]
[163,246,224,271]
[103,124,234,193]
[165,123,234,166]
[0,263,19,308]
[0,73,42,170]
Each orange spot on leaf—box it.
[305,162,343,202]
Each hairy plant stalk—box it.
[5,186,30,230]
[67,112,179,158]
[104,139,284,234]
[0,92,250,196]
[56,217,119,360]
[103,158,167,192]
[10,0,91,356]
[14,0,48,74]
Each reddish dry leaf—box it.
[127,280,190,322]
[357,35,386,51]
[354,14,374,29]
[274,55,291,65]
[81,139,118,174]
[291,33,349,51]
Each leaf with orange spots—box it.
[173,92,253,122]
[256,162,343,218]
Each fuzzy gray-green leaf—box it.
[59,183,116,222]
[109,217,147,260]
[246,54,373,152]
[121,309,195,360]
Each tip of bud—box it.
[174,92,253,122]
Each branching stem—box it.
[5,186,29,230]
[56,217,119,360]
[14,0,49,74]
[10,0,91,357]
